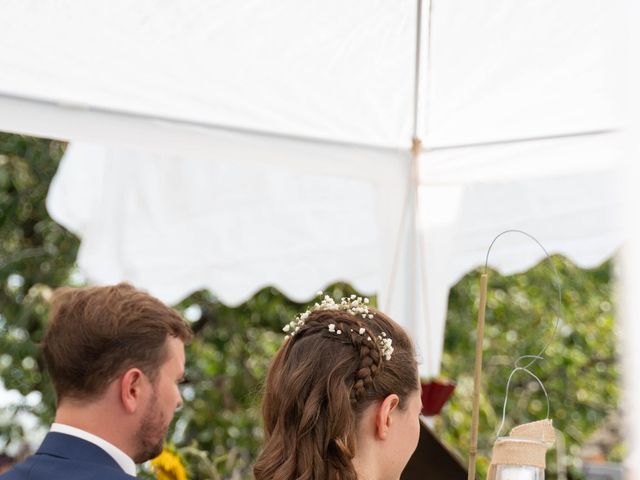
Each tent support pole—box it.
[468,272,488,480]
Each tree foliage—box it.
[0,134,76,445]
[434,257,620,479]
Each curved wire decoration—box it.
[484,230,562,438]
[468,230,562,480]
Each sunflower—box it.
[151,446,188,480]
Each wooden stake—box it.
[468,273,488,480]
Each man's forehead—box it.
[164,336,186,365]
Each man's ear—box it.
[375,394,400,440]
[120,368,145,414]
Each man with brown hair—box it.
[0,283,192,479]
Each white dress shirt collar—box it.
[50,423,137,476]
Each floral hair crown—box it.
[282,292,394,361]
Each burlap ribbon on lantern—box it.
[487,420,555,480]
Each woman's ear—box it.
[375,394,400,440]
[120,368,145,414]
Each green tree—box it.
[0,134,77,447]
[435,258,620,479]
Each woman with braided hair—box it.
[254,295,422,480]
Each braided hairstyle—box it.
[254,306,418,480]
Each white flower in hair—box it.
[282,291,372,336]
[377,335,394,361]
[282,292,394,360]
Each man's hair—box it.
[42,283,192,401]
[254,307,418,480]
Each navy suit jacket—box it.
[0,432,136,479]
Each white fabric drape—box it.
[47,141,409,307]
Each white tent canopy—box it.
[0,1,623,377]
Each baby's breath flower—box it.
[282,293,394,360]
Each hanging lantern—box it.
[488,420,555,480]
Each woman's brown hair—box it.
[42,282,192,401]
[254,304,418,480]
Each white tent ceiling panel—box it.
[0,0,416,149]
[422,0,621,147]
